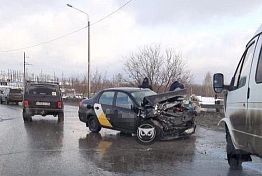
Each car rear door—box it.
[226,37,258,149]
[113,91,137,132]
[246,34,262,155]
[94,91,115,128]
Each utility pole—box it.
[23,52,26,86]
[87,20,90,98]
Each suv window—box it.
[256,45,262,83]
[99,91,115,105]
[10,89,22,93]
[28,86,59,96]
[116,92,133,109]
[233,41,256,89]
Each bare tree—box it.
[124,45,191,92]
[202,72,214,97]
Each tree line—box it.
[0,44,217,97]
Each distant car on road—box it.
[78,87,196,144]
[0,87,23,105]
[23,81,64,122]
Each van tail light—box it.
[24,100,29,108]
[57,101,62,109]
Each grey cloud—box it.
[125,0,262,26]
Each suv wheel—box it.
[58,112,64,122]
[136,120,163,145]
[88,117,101,133]
[23,111,32,122]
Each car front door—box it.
[94,91,116,128]
[247,34,262,155]
[113,91,137,132]
[226,37,258,150]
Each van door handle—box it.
[247,87,250,99]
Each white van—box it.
[213,25,262,169]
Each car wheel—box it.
[136,120,162,145]
[226,127,243,169]
[23,111,32,122]
[58,112,64,122]
[88,117,101,133]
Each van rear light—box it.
[57,101,62,109]
[24,100,29,108]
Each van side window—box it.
[256,47,262,83]
[233,42,256,89]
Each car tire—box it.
[88,117,101,133]
[136,120,163,145]
[23,111,32,122]
[226,127,243,169]
[58,112,64,122]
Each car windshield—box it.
[28,86,59,96]
[131,89,157,105]
[10,89,22,93]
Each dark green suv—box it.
[23,81,64,122]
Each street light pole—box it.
[23,52,26,86]
[67,4,91,98]
[87,20,90,99]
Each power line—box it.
[0,26,87,53]
[0,0,134,53]
[91,0,134,26]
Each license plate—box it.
[36,102,50,106]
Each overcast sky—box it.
[1,0,262,83]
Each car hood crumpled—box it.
[143,89,186,106]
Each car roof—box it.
[104,87,152,93]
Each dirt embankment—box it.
[195,112,225,131]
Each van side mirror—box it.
[213,73,224,93]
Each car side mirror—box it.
[213,73,224,93]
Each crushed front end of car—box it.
[138,89,199,142]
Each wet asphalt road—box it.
[0,104,262,176]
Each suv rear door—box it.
[227,37,258,150]
[25,85,61,109]
[246,34,262,155]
